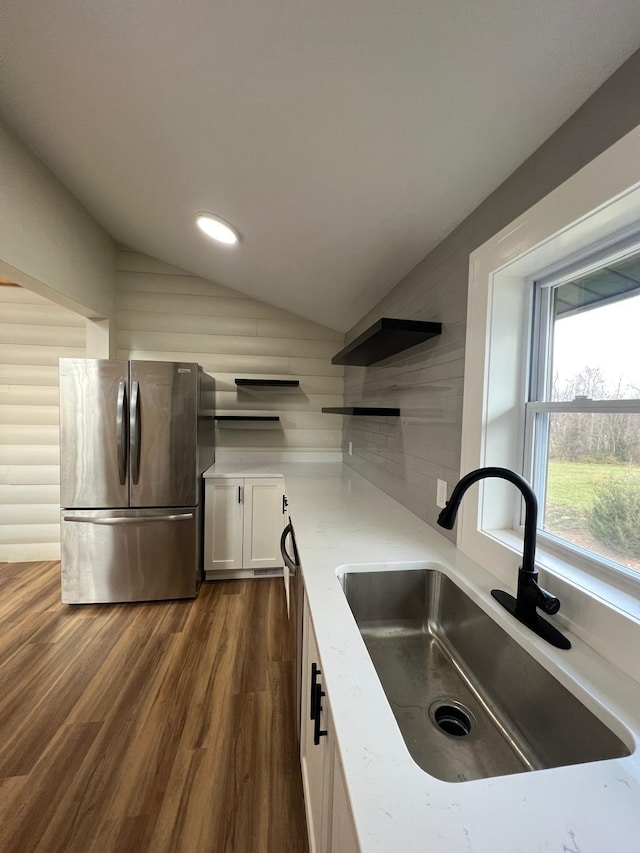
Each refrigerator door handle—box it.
[130,379,141,484]
[116,379,128,485]
[62,513,194,525]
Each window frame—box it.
[458,123,640,643]
[523,241,640,593]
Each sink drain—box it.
[429,700,475,738]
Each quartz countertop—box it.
[204,456,640,851]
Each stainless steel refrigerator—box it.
[59,358,215,604]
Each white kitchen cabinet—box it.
[300,595,360,853]
[204,476,285,578]
[300,596,333,853]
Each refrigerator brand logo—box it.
[177,368,191,373]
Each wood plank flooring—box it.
[0,561,308,853]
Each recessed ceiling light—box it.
[196,213,239,246]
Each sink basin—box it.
[340,566,631,782]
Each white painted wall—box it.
[0,120,114,562]
[0,285,86,561]
[116,251,345,453]
[0,120,115,323]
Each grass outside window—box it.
[544,461,640,572]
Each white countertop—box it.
[205,457,640,851]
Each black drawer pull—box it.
[310,662,321,720]
[313,682,328,745]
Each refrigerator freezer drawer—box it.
[61,508,199,604]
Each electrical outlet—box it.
[348,441,353,456]
[436,479,448,508]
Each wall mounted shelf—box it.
[215,415,280,422]
[322,407,400,416]
[235,378,300,387]
[331,318,442,366]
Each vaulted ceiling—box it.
[2,1,640,330]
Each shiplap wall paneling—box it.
[342,52,640,536]
[0,285,86,561]
[116,252,344,453]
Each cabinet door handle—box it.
[237,485,243,503]
[313,683,328,746]
[282,493,288,514]
[310,662,321,720]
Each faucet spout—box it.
[438,467,538,573]
[437,466,571,650]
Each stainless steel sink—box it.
[340,567,631,782]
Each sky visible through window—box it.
[552,291,640,398]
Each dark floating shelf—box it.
[215,415,280,422]
[235,378,300,387]
[322,407,400,417]
[331,318,442,366]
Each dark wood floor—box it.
[0,561,308,853]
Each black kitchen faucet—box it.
[437,466,571,650]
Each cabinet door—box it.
[300,599,333,853]
[331,752,360,852]
[242,477,284,570]
[204,478,244,572]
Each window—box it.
[458,124,640,637]
[526,243,640,586]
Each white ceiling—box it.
[1,2,639,332]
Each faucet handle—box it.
[535,587,560,615]
[517,570,561,615]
